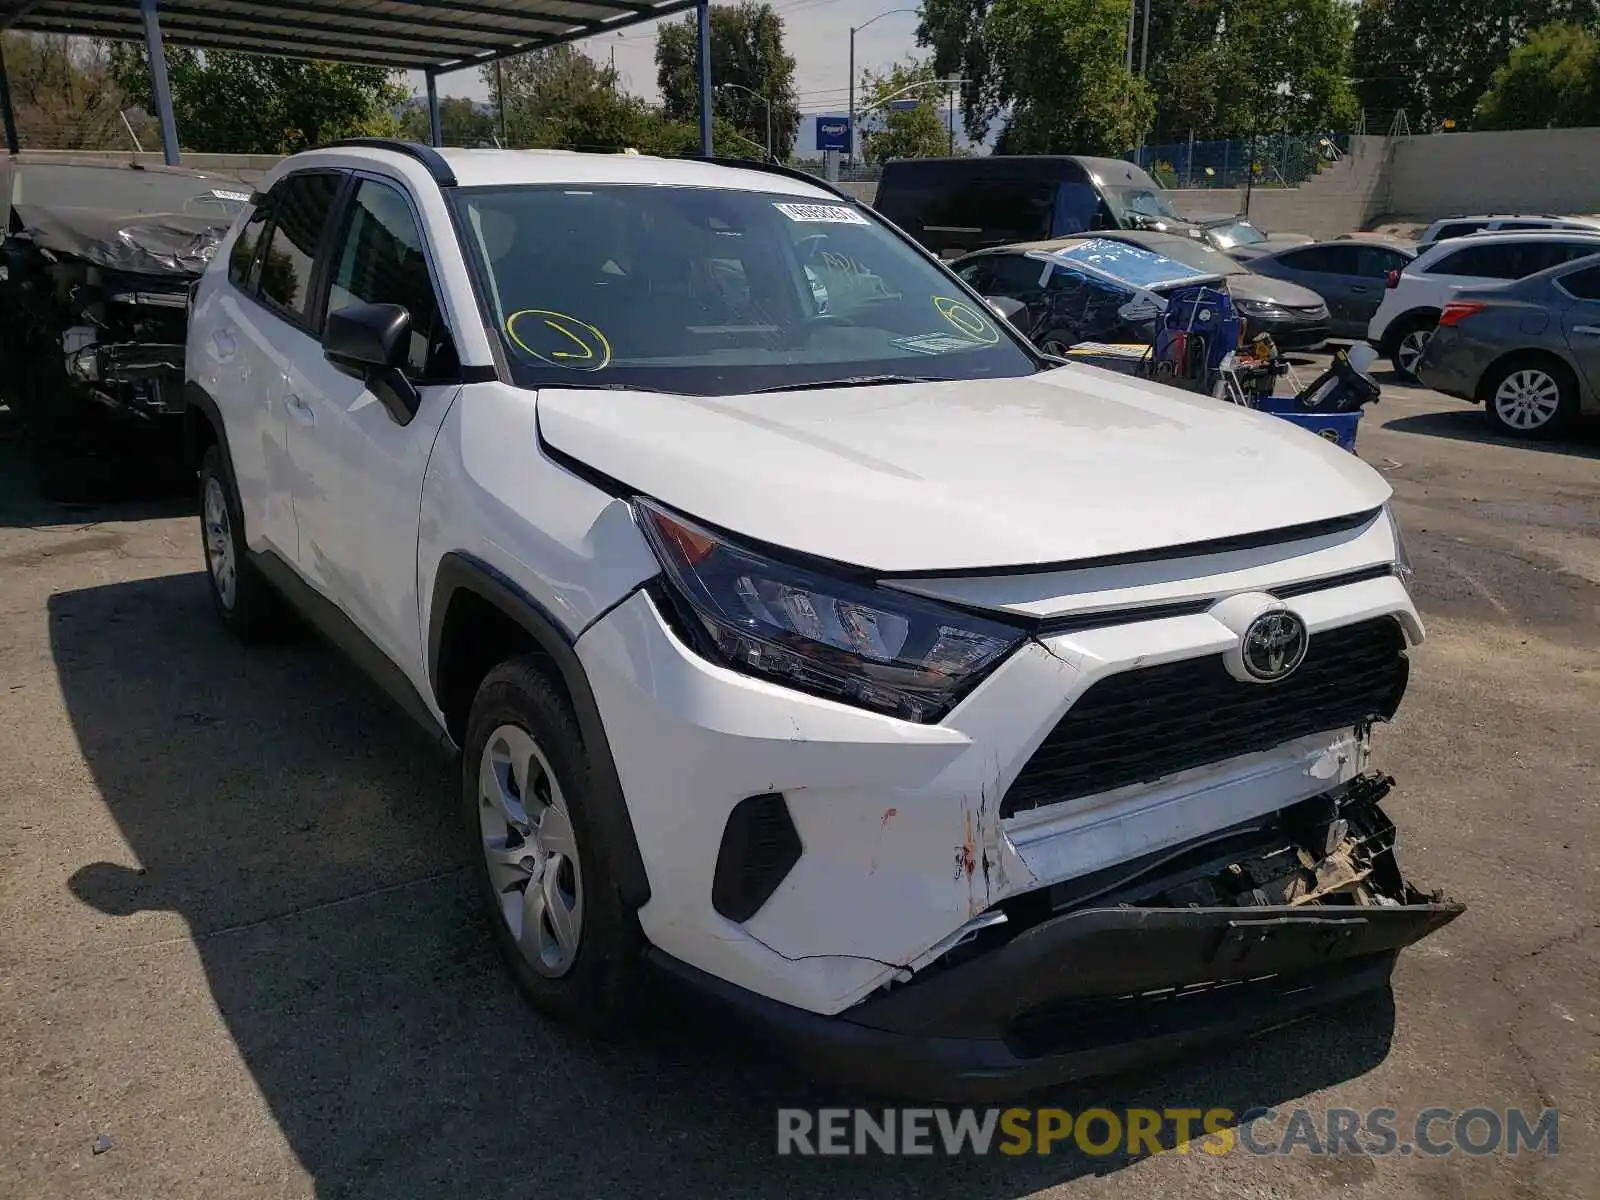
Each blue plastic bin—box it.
[1253,395,1362,453]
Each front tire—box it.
[463,657,642,1031]
[1483,358,1579,439]
[198,444,287,641]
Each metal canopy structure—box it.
[0,0,714,163]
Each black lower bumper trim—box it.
[648,897,1462,1102]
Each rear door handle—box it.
[285,393,315,426]
[1572,325,1600,335]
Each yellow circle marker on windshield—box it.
[505,309,613,372]
[932,295,1000,344]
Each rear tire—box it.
[1387,315,1436,383]
[198,444,288,641]
[462,656,643,1033]
[1482,357,1579,439]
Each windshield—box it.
[1102,185,1183,224]
[455,184,1039,395]
[1205,219,1268,249]
[1039,237,1216,290]
[13,165,250,219]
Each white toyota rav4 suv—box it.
[185,141,1461,1099]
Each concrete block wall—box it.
[1384,127,1600,219]
[13,148,284,185]
[1166,135,1393,238]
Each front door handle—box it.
[1572,325,1600,335]
[1349,285,1371,293]
[285,393,315,426]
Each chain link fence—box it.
[1129,132,1353,190]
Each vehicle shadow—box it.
[0,411,194,528]
[51,573,1399,1199]
[1384,408,1600,458]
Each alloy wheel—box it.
[1492,368,1563,431]
[203,475,237,611]
[1397,328,1431,377]
[478,723,584,977]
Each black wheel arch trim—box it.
[1383,309,1441,354]
[428,551,652,909]
[184,381,236,488]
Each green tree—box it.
[655,2,800,158]
[858,59,954,162]
[491,45,738,155]
[108,47,404,154]
[990,0,1154,154]
[398,96,496,147]
[0,33,153,150]
[919,0,1152,152]
[1351,0,1600,129]
[1159,0,1357,140]
[1475,22,1600,128]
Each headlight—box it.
[1234,298,1289,317]
[1384,505,1414,587]
[635,499,1026,723]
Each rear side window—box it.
[1431,221,1489,241]
[1426,243,1521,278]
[324,178,455,380]
[1277,245,1359,274]
[256,171,342,327]
[1431,240,1600,279]
[1558,264,1600,300]
[984,253,1048,293]
[882,165,1058,243]
[1354,245,1408,276]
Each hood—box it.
[537,368,1390,573]
[11,205,227,277]
[1226,272,1328,310]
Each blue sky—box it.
[407,0,937,154]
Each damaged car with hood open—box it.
[0,154,249,450]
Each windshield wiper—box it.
[752,374,939,393]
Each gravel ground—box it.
[0,365,1595,1200]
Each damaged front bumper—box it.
[652,776,1463,1101]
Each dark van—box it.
[873,155,1203,259]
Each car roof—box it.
[1427,213,1600,224]
[282,144,840,199]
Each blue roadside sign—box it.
[815,116,851,153]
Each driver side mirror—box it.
[984,295,1030,332]
[324,302,420,425]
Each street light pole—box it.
[717,82,772,160]
[847,7,917,169]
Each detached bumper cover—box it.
[655,898,1462,1102]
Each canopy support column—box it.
[0,40,19,155]
[696,0,712,156]
[426,70,442,146]
[140,0,180,165]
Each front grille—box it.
[1002,618,1408,817]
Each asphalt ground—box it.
[0,362,1596,1199]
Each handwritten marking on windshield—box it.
[931,296,1000,345]
[505,309,613,372]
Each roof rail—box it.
[663,153,861,203]
[314,138,457,187]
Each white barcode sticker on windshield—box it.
[773,202,869,225]
[212,189,251,202]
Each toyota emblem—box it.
[1240,611,1308,682]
